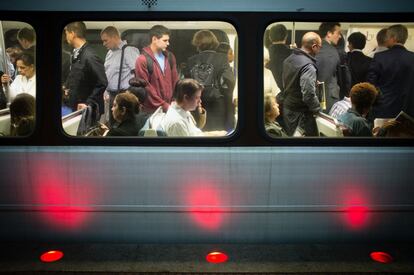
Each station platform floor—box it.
[1,243,414,274]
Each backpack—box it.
[190,56,222,102]
[142,50,174,77]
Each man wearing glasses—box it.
[282,32,322,136]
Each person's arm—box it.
[366,57,381,85]
[125,46,140,75]
[169,52,179,87]
[86,52,108,106]
[221,61,235,93]
[220,60,236,130]
[300,64,321,113]
[165,121,190,137]
[2,74,19,102]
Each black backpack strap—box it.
[142,51,154,77]
[117,44,130,92]
[142,50,174,78]
[166,51,174,71]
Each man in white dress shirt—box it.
[161,79,226,137]
[101,26,140,125]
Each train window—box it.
[0,21,36,137]
[264,22,414,138]
[62,21,238,138]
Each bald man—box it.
[282,32,322,136]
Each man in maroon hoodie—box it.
[135,25,179,114]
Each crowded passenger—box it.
[9,93,35,136]
[347,32,372,86]
[368,28,388,58]
[267,24,292,94]
[328,88,351,119]
[264,94,288,137]
[101,92,141,136]
[6,46,22,79]
[282,32,322,136]
[216,41,234,64]
[17,27,36,57]
[1,53,36,102]
[316,22,342,112]
[125,77,150,131]
[263,48,279,97]
[101,26,140,126]
[338,82,378,137]
[335,36,352,100]
[64,21,108,118]
[161,79,226,137]
[0,73,6,109]
[367,24,414,118]
[135,25,179,114]
[185,30,235,131]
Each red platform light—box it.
[370,251,393,264]
[40,250,64,262]
[206,251,228,263]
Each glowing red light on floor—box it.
[370,251,393,264]
[40,250,64,262]
[206,251,228,263]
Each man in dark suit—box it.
[347,32,372,86]
[316,22,342,113]
[367,24,414,118]
[268,24,292,92]
[64,21,108,115]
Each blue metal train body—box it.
[0,0,414,243]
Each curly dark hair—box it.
[350,82,379,114]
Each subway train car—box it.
[1,1,414,270]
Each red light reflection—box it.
[370,251,393,264]
[40,250,64,262]
[206,251,228,263]
[345,206,369,230]
[340,187,371,230]
[22,157,97,230]
[185,184,227,230]
[36,181,93,229]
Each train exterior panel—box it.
[1,0,414,245]
[1,146,413,243]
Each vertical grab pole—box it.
[0,21,10,102]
